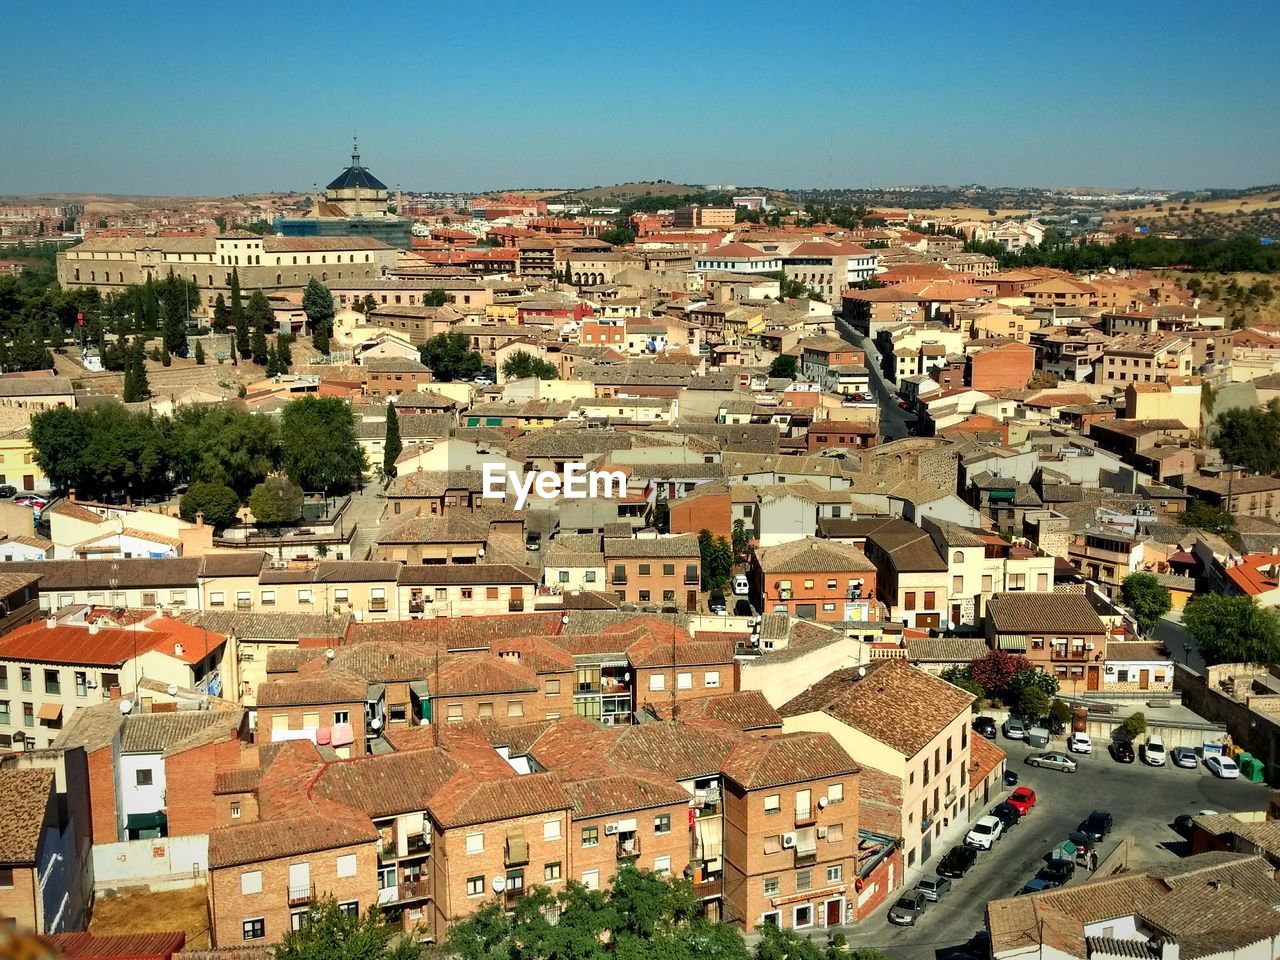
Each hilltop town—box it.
[5,149,1280,960]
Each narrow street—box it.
[833,313,914,441]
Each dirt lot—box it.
[89,884,211,949]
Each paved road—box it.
[833,313,914,441]
[1151,613,1206,673]
[827,734,1269,960]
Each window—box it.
[297,589,313,605]
[904,592,916,611]
[638,564,651,576]
[461,588,473,601]
[243,919,265,941]
[478,702,494,719]
[544,819,561,840]
[209,591,225,606]
[826,823,844,842]
[240,870,262,895]
[0,701,8,724]
[582,869,600,890]
[75,672,87,697]
[982,574,993,593]
[763,876,780,897]
[827,782,843,804]
[764,794,780,815]
[260,590,275,606]
[334,710,350,725]
[952,576,964,594]
[447,703,464,721]
[705,671,720,688]
[763,835,782,854]
[338,902,358,918]
[676,672,692,690]
[507,700,524,718]
[582,826,599,847]
[22,703,33,727]
[761,911,781,927]
[924,591,936,608]
[336,854,357,878]
[654,814,671,834]
[653,856,671,875]
[545,679,560,696]
[231,802,241,819]
[663,564,675,576]
[136,769,153,787]
[43,669,61,695]
[795,870,812,891]
[827,864,842,883]
[649,674,665,692]
[467,876,484,897]
[466,832,484,854]
[545,861,562,882]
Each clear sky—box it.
[2,0,1277,196]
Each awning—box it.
[126,811,168,831]
[505,828,528,864]
[1000,637,1028,652]
[409,680,430,698]
[37,703,63,721]
[366,683,386,703]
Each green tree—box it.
[249,475,304,526]
[247,288,274,333]
[194,339,206,365]
[1181,499,1234,533]
[419,331,482,382]
[123,340,150,402]
[167,405,280,498]
[179,482,242,529]
[159,271,193,358]
[231,269,249,362]
[940,666,984,706]
[1017,685,1052,720]
[360,293,378,316]
[1213,401,1280,476]
[276,334,293,370]
[274,897,420,960]
[1184,593,1280,666]
[600,225,636,246]
[423,289,452,307]
[251,324,269,367]
[970,650,1034,701]
[280,395,365,493]
[1121,572,1172,633]
[302,278,335,350]
[212,293,230,333]
[731,518,751,560]
[1118,711,1147,742]
[502,350,558,380]
[160,341,171,367]
[768,355,797,379]
[30,406,90,492]
[383,403,402,480]
[1049,698,1074,735]
[697,529,733,590]
[265,342,280,377]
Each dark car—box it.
[709,590,727,615]
[972,716,997,739]
[936,844,978,879]
[1039,857,1076,884]
[734,598,752,617]
[1019,878,1060,895]
[1067,831,1093,855]
[1078,811,1114,842]
[1110,741,1136,763]
[992,802,1022,828]
[888,890,927,926]
[1173,814,1195,837]
[0,485,15,499]
[1003,769,1020,787]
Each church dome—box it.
[326,138,388,192]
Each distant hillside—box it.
[561,182,713,202]
[1107,188,1280,241]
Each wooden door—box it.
[826,899,842,926]
[1139,670,1150,690]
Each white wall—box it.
[91,835,208,888]
[118,753,166,819]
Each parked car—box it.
[1003,770,1020,787]
[973,716,997,740]
[1144,736,1167,767]
[1067,831,1093,855]
[915,875,952,902]
[1019,878,1060,895]
[732,574,750,596]
[1040,857,1076,884]
[733,598,752,617]
[888,890,928,925]
[1007,787,1037,815]
[525,534,541,552]
[992,802,1022,828]
[0,485,15,499]
[965,815,1004,850]
[1110,741,1136,764]
[1066,732,1093,754]
[473,375,495,386]
[1004,717,1029,741]
[1170,746,1199,769]
[1078,811,1114,842]
[1173,810,1218,837]
[936,845,978,878]
[1206,755,1240,779]
[14,495,45,508]
[709,591,727,616]
[1026,751,1078,773]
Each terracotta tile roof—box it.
[214,767,261,795]
[903,637,990,662]
[857,764,903,837]
[346,612,564,649]
[603,535,701,559]
[435,654,539,696]
[208,812,377,868]
[310,749,460,819]
[48,932,187,960]
[561,772,692,819]
[182,610,351,640]
[778,659,973,758]
[118,709,242,757]
[645,690,782,730]
[1106,641,1170,662]
[395,563,538,587]
[3,558,202,590]
[256,670,368,707]
[0,768,54,862]
[602,721,740,781]
[626,636,735,669]
[968,733,1006,785]
[721,731,858,790]
[0,621,171,667]
[427,770,571,829]
[986,592,1107,635]
[755,537,875,574]
[199,552,269,577]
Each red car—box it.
[1007,786,1037,815]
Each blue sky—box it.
[2,0,1277,195]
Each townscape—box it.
[4,5,1280,960]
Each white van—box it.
[732,574,750,596]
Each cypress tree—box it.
[230,268,247,363]
[383,402,401,479]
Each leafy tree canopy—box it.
[1213,400,1280,476]
[419,331,482,383]
[274,898,419,960]
[502,350,559,381]
[280,395,366,494]
[249,475,304,526]
[1121,572,1173,633]
[179,482,242,529]
[768,355,797,379]
[1184,593,1280,666]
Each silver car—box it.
[1026,751,1078,773]
[1004,717,1029,740]
[915,875,952,902]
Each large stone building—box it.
[57,231,397,312]
[274,140,413,248]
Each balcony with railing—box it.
[504,834,529,867]
[692,877,722,900]
[793,843,817,867]
[288,882,315,906]
[408,599,425,614]
[794,806,816,827]
[616,835,641,859]
[369,598,389,613]
[503,885,525,909]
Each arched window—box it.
[276,274,282,285]
[321,272,328,282]
[953,551,964,563]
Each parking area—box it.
[836,732,1271,960]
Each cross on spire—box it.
[351,134,360,168]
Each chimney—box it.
[88,622,99,635]
[195,512,205,527]
[68,488,76,503]
[44,616,55,629]
[174,642,184,657]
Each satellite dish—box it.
[561,614,570,625]
[857,667,867,678]
[325,647,336,661]
[119,699,134,715]
[370,716,383,730]
[492,876,506,893]
[166,684,178,697]
[818,797,828,809]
